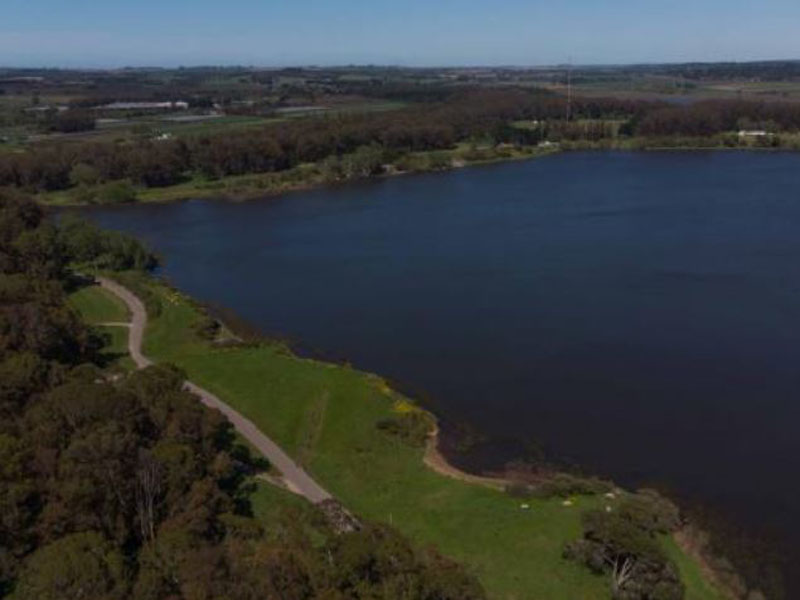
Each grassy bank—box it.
[67,282,129,323]
[67,282,135,370]
[38,143,557,207]
[70,276,724,600]
[38,137,800,208]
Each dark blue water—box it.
[77,151,800,593]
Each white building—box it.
[100,101,189,110]
[738,130,769,138]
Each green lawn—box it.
[124,275,724,600]
[662,536,724,600]
[68,284,134,370]
[95,324,135,371]
[68,283,130,323]
[158,115,285,136]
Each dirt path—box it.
[96,277,332,505]
[423,424,510,490]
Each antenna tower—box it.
[566,59,573,121]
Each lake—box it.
[76,151,800,594]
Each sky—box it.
[2,0,800,68]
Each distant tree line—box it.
[0,90,647,193]
[4,91,800,195]
[658,61,800,81]
[0,189,486,599]
[3,108,97,135]
[634,100,800,136]
[47,109,96,133]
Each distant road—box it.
[97,276,333,505]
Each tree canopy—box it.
[0,189,486,599]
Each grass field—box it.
[67,282,130,323]
[663,536,725,600]
[157,115,284,136]
[96,324,135,371]
[542,76,800,104]
[68,283,135,370]
[72,274,721,600]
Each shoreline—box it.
[242,290,751,598]
[674,528,740,600]
[423,414,742,600]
[71,143,772,594]
[203,279,743,599]
[421,412,739,599]
[37,145,560,208]
[93,268,736,598]
[37,141,800,209]
[423,423,510,491]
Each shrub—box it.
[393,153,427,172]
[426,152,453,170]
[59,217,157,271]
[193,315,220,340]
[376,411,432,447]
[461,147,491,161]
[563,538,608,573]
[504,481,533,498]
[565,497,685,600]
[581,510,665,563]
[530,473,613,499]
[618,489,681,534]
[69,163,101,187]
[97,180,137,204]
[68,184,97,204]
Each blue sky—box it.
[2,0,799,67]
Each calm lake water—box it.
[77,151,800,593]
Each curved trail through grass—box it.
[96,276,333,505]
[85,276,722,599]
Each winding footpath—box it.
[97,277,333,505]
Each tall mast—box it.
[566,58,572,122]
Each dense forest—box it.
[0,190,486,599]
[634,99,800,136]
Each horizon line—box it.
[3,57,800,72]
